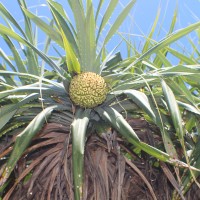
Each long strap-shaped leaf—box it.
[112,89,156,122]
[0,3,27,38]
[0,93,39,131]
[124,20,200,71]
[0,70,66,88]
[96,106,171,162]
[0,49,17,73]
[153,8,178,68]
[85,0,96,72]
[21,7,63,47]
[17,0,39,76]
[96,0,119,44]
[71,108,91,200]
[2,35,28,85]
[181,139,200,195]
[48,1,81,74]
[67,0,90,71]
[0,24,67,79]
[161,80,185,145]
[95,0,104,22]
[160,80,199,191]
[101,0,136,47]
[0,83,65,100]
[96,0,136,68]
[142,8,160,54]
[0,105,64,187]
[47,0,79,54]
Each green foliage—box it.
[71,108,91,200]
[0,0,200,199]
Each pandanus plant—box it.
[0,0,200,199]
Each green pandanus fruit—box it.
[69,72,108,108]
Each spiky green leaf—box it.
[161,80,185,144]
[71,108,91,200]
[125,21,200,71]
[0,105,62,187]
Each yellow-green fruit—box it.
[69,72,108,108]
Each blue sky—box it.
[0,0,200,62]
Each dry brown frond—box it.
[2,119,175,200]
